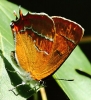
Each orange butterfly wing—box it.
[11,10,84,80]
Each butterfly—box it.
[10,8,84,92]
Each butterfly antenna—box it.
[55,78,74,81]
[13,10,18,20]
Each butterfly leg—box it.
[9,81,26,96]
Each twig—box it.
[80,36,91,43]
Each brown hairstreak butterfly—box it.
[10,8,84,94]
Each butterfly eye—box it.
[10,22,14,29]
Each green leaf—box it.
[0,1,35,100]
[53,46,91,100]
